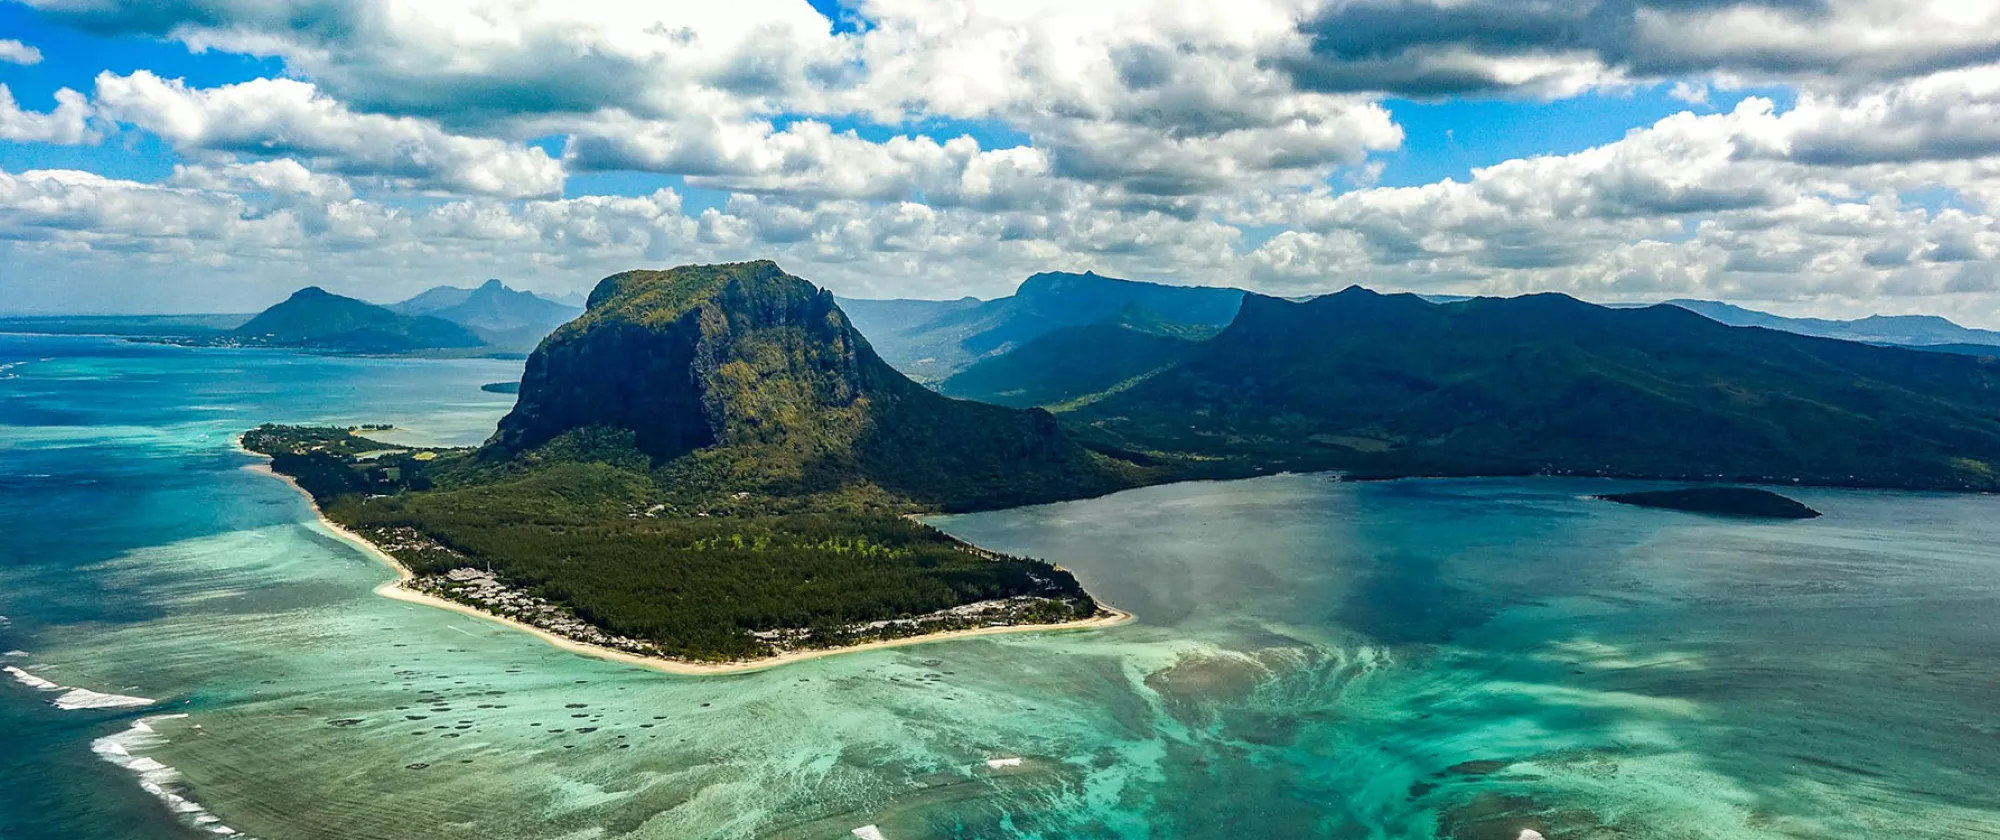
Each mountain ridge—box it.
[1060,286,2000,490]
[1663,298,2000,348]
[227,286,486,352]
[839,270,1243,381]
[391,279,581,351]
[936,305,1215,408]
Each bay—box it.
[3,333,1996,839]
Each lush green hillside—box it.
[937,306,1213,408]
[250,262,1152,661]
[229,287,486,352]
[1067,287,2000,490]
[840,271,1243,381]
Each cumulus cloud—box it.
[25,0,1403,199]
[1235,77,2000,316]
[5,0,2000,325]
[25,0,851,122]
[564,117,1069,210]
[1758,65,2000,165]
[0,85,94,144]
[1280,0,2000,97]
[0,39,44,65]
[92,71,564,198]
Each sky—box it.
[2,1,1999,324]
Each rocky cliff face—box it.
[492,261,875,459]
[489,261,1138,510]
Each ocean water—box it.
[3,332,1998,839]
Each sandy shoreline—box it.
[236,438,1132,676]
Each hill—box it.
[228,287,486,352]
[249,262,1150,662]
[937,306,1214,408]
[1065,287,2000,490]
[839,271,1243,381]
[391,279,581,351]
[1665,299,2000,348]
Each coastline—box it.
[235,440,1132,676]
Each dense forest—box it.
[245,425,1099,661]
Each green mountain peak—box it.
[492,261,1141,511]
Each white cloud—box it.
[1668,81,1708,106]
[0,85,94,144]
[5,0,2000,325]
[1280,0,2000,97]
[0,39,43,65]
[564,116,1069,210]
[92,71,564,198]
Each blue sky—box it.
[1,0,1997,325]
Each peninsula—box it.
[243,261,1153,671]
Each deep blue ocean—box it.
[4,332,1998,839]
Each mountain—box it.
[936,305,1215,408]
[391,279,582,351]
[1665,299,2000,348]
[838,271,1244,381]
[387,284,477,316]
[249,261,1146,661]
[491,260,1140,510]
[1066,287,2000,490]
[834,294,983,357]
[229,287,485,352]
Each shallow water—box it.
[3,333,1998,839]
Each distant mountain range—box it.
[226,287,486,352]
[133,280,582,354]
[1040,287,2000,490]
[1660,299,2000,353]
[838,271,1244,381]
[390,279,581,351]
[936,305,1215,408]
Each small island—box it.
[1597,487,1822,519]
[479,381,520,394]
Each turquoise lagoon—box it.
[2,333,1997,839]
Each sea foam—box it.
[5,665,61,690]
[94,716,249,837]
[6,665,156,709]
[851,826,888,840]
[55,688,157,710]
